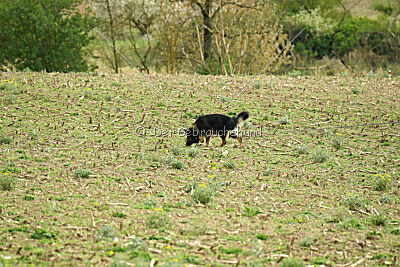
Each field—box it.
[0,71,399,266]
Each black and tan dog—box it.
[185,111,249,147]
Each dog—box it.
[185,111,249,147]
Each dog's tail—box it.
[236,111,250,126]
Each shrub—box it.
[0,0,97,72]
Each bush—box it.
[0,0,97,72]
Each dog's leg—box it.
[199,135,204,143]
[206,136,211,146]
[237,137,243,147]
[220,136,227,147]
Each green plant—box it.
[298,236,315,247]
[280,257,305,267]
[223,161,234,169]
[74,169,92,179]
[23,195,35,201]
[311,148,329,163]
[295,143,308,155]
[279,116,291,125]
[219,246,243,255]
[252,79,263,89]
[112,212,127,218]
[380,194,393,204]
[171,160,185,169]
[242,206,262,217]
[370,214,386,226]
[352,88,360,94]
[170,146,183,156]
[146,209,171,230]
[331,135,344,150]
[0,135,12,144]
[188,147,200,158]
[31,229,57,240]
[191,184,215,205]
[0,175,15,191]
[341,194,366,210]
[0,0,97,72]
[262,167,274,176]
[373,174,391,191]
[100,226,119,240]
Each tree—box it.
[0,0,97,72]
[171,0,262,62]
[91,0,124,73]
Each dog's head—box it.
[186,127,200,146]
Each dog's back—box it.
[186,111,249,147]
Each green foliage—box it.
[311,148,329,163]
[191,183,216,205]
[242,206,262,217]
[370,214,387,226]
[0,175,15,191]
[280,257,305,267]
[373,174,392,191]
[0,0,97,72]
[31,229,57,240]
[298,236,315,247]
[341,194,366,210]
[146,209,171,230]
[295,143,308,155]
[188,147,200,158]
[74,169,92,179]
[0,135,12,144]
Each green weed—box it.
[373,174,391,191]
[341,194,366,210]
[370,214,386,226]
[0,135,12,144]
[0,175,15,191]
[295,144,308,155]
[146,209,171,230]
[311,148,330,163]
[280,257,305,267]
[188,147,200,158]
[331,135,344,150]
[74,169,92,179]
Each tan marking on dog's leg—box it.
[220,139,226,147]
[238,137,243,147]
[206,136,210,146]
[199,136,204,143]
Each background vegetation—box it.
[0,0,399,74]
